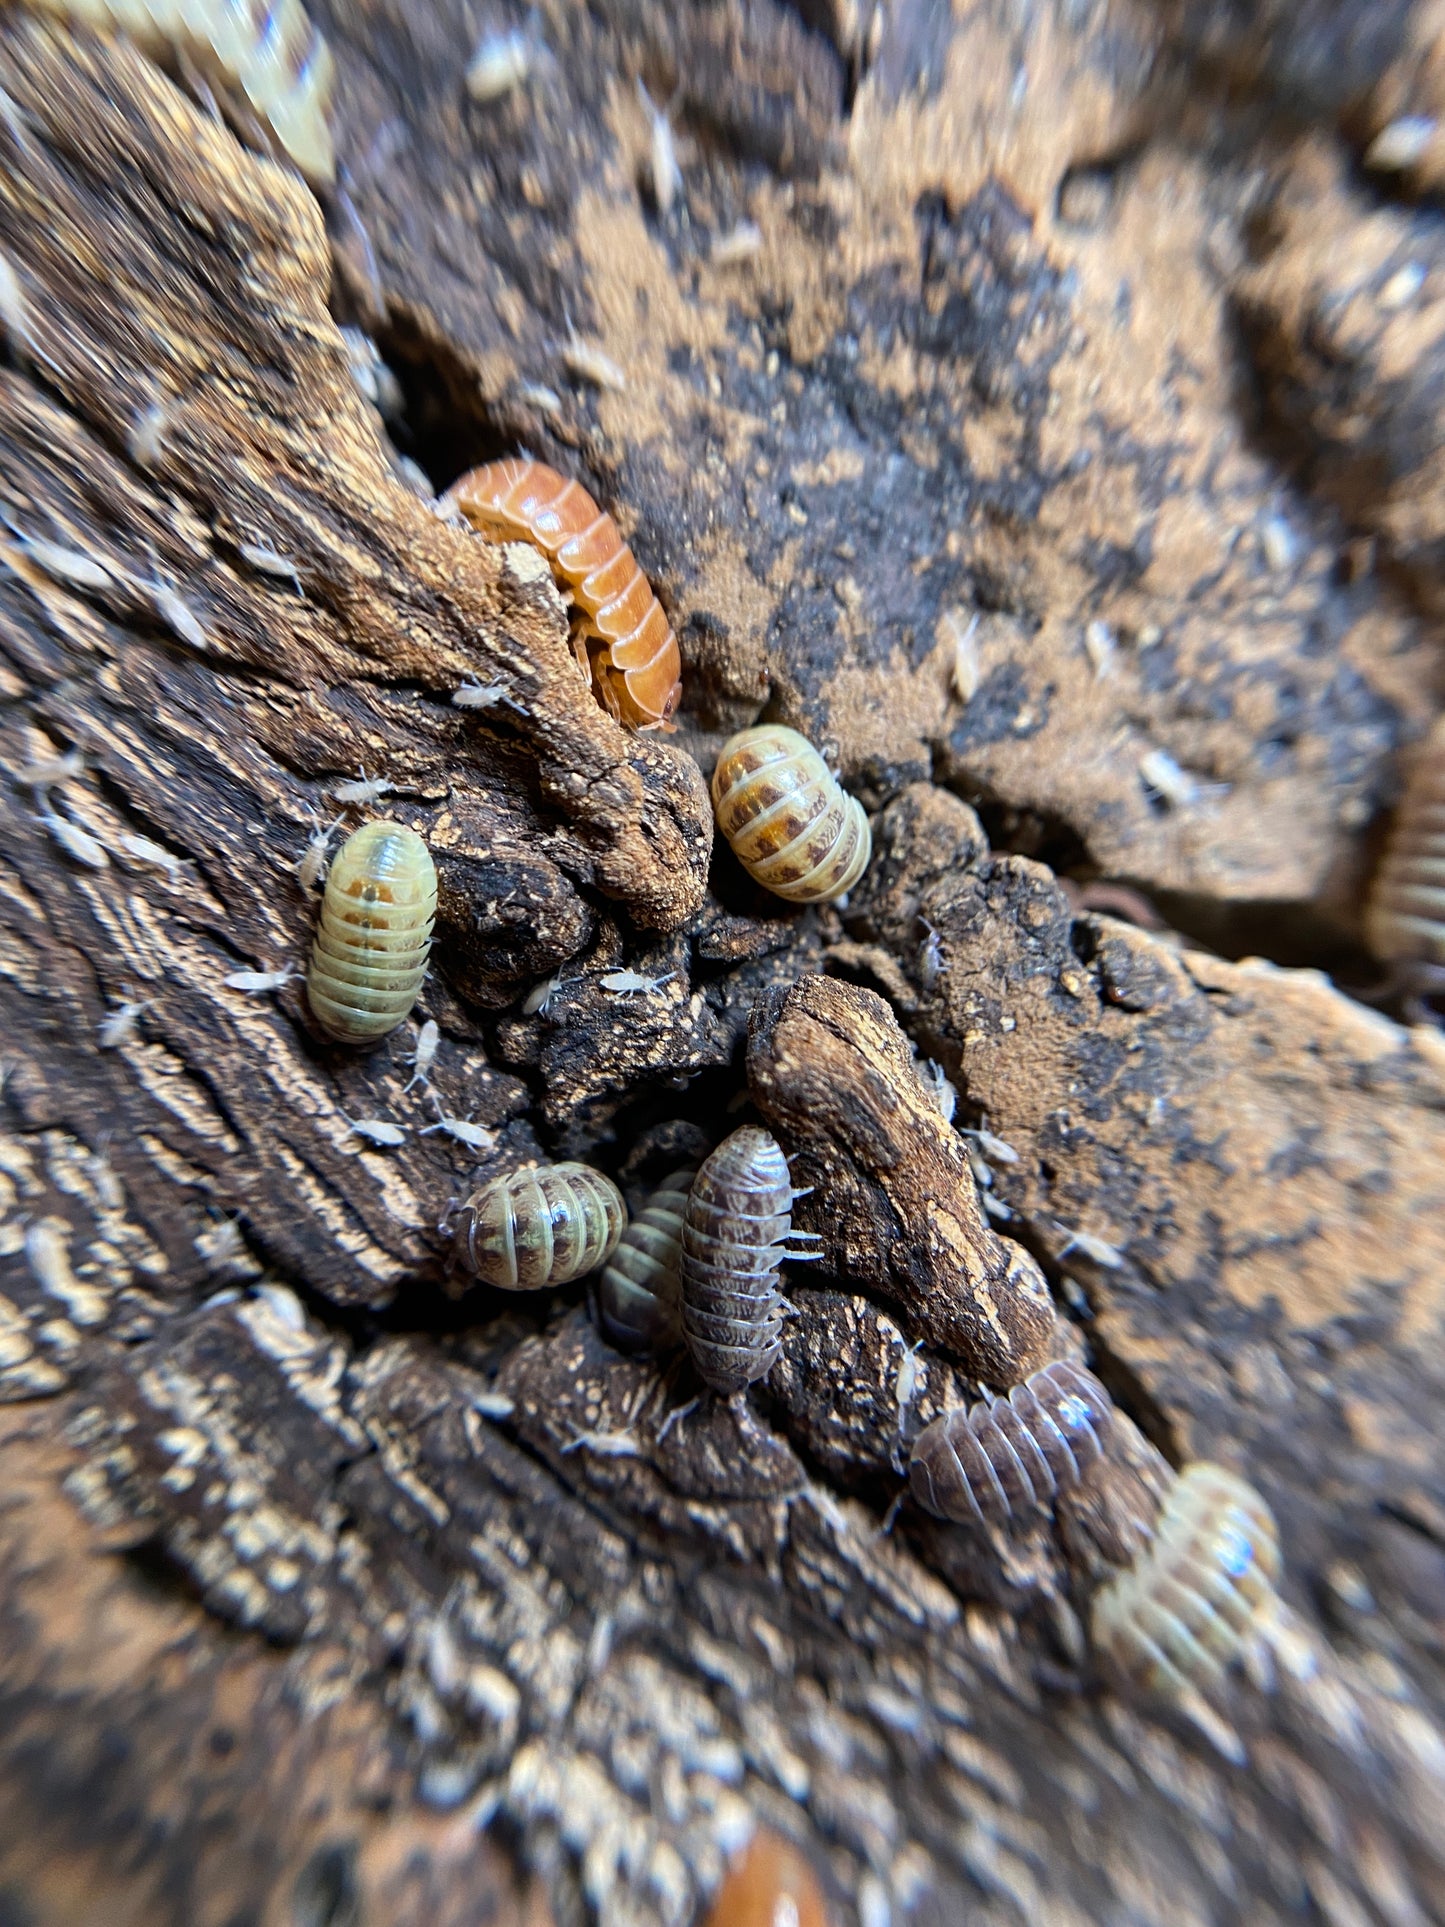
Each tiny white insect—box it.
[1084,620,1115,678]
[1139,747,1226,810]
[599,968,675,997]
[149,577,209,653]
[466,24,535,100]
[981,1191,1014,1222]
[1259,515,1298,574]
[295,813,345,891]
[127,400,170,468]
[1055,1221,1125,1269]
[919,1059,957,1123]
[339,325,403,418]
[98,1000,149,1048]
[561,335,627,393]
[238,540,303,592]
[223,966,295,992]
[472,1391,515,1421]
[710,221,763,266]
[452,679,520,711]
[561,1426,641,1458]
[895,1335,925,1424]
[940,609,979,702]
[2,514,114,592]
[1365,115,1436,170]
[331,770,395,805]
[420,1111,497,1152]
[521,972,572,1016]
[637,79,681,215]
[39,809,109,868]
[6,745,84,789]
[963,1126,1019,1164]
[0,245,37,360]
[117,832,187,883]
[342,1114,408,1147]
[918,919,947,989]
[515,381,562,416]
[404,1018,440,1091]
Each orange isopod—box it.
[445,458,682,732]
[704,1829,830,1927]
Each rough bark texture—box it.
[2,4,1445,1926]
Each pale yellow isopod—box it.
[453,1163,626,1291]
[710,725,870,903]
[307,821,437,1044]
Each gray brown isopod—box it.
[36,0,336,183]
[596,1167,695,1354]
[1091,1462,1281,1720]
[307,820,437,1044]
[711,725,871,904]
[1365,714,1445,978]
[908,1361,1114,1529]
[453,1163,626,1291]
[679,1126,818,1395]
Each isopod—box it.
[908,1361,1115,1530]
[331,769,394,805]
[679,1125,819,1396]
[596,1167,695,1354]
[445,459,682,732]
[599,968,674,997]
[1365,715,1445,972]
[117,831,186,882]
[343,1114,407,1147]
[39,808,108,868]
[404,1017,440,1090]
[98,999,148,1048]
[704,1828,828,1927]
[27,0,336,184]
[451,1162,626,1290]
[710,725,871,904]
[1091,1462,1281,1739]
[307,820,437,1044]
[295,812,344,891]
[223,966,294,992]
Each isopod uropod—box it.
[452,1162,626,1291]
[1090,1461,1281,1713]
[710,725,871,904]
[1365,714,1445,974]
[31,0,336,184]
[679,1125,818,1395]
[908,1361,1115,1530]
[444,459,683,732]
[596,1167,695,1354]
[307,820,437,1044]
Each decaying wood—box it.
[1,5,1444,1926]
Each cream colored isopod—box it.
[307,820,437,1043]
[711,724,870,903]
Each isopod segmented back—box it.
[1091,1461,1281,1704]
[445,459,682,731]
[596,1167,694,1354]
[1365,714,1445,969]
[307,820,437,1044]
[908,1361,1114,1530]
[680,1126,808,1395]
[704,1827,829,1927]
[453,1162,626,1291]
[711,725,870,904]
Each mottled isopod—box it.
[596,1167,695,1354]
[679,1126,816,1395]
[1091,1462,1281,1721]
[445,459,682,731]
[704,1829,829,1927]
[1366,715,1445,973]
[908,1361,1115,1530]
[307,820,437,1044]
[452,1162,626,1290]
[30,0,336,184]
[710,725,871,904]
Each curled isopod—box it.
[444,459,682,731]
[679,1126,816,1395]
[1366,715,1445,973]
[1091,1462,1281,1730]
[596,1167,695,1354]
[908,1361,1115,1530]
[711,725,871,904]
[307,820,437,1044]
[452,1162,626,1290]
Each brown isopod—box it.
[679,1126,818,1395]
[1091,1462,1281,1736]
[453,1163,626,1291]
[445,459,683,732]
[38,0,336,183]
[307,820,437,1044]
[704,1828,830,1927]
[1365,714,1445,979]
[595,1167,695,1354]
[711,725,871,903]
[908,1361,1115,1530]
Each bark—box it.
[1,6,1444,1927]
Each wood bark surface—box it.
[1,4,1444,1925]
